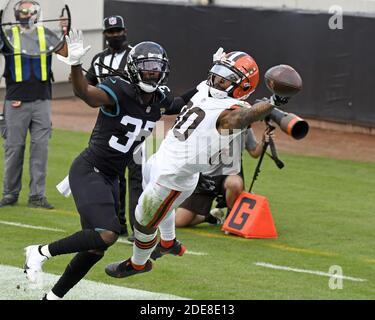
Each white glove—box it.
[57,29,91,66]
[213,47,226,62]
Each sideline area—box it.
[0,265,187,300]
[51,98,375,163]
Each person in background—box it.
[175,128,275,228]
[0,0,67,209]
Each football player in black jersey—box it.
[85,16,134,238]
[23,29,194,300]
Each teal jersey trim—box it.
[97,83,121,117]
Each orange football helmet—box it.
[207,51,259,100]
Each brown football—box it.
[265,65,303,97]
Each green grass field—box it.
[0,129,374,300]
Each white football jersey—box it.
[202,128,257,177]
[151,81,249,191]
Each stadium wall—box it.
[105,0,375,127]
[113,0,375,16]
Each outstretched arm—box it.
[71,65,113,108]
[217,100,275,132]
[57,29,114,109]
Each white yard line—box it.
[185,250,208,256]
[117,238,134,245]
[0,220,208,256]
[255,262,367,282]
[0,220,65,233]
[0,265,188,300]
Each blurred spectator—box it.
[175,127,274,227]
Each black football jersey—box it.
[82,77,173,176]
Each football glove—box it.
[213,47,226,62]
[57,29,91,66]
[196,174,217,195]
[270,94,290,107]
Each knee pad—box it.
[95,229,118,247]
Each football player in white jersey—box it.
[105,49,287,278]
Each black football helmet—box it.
[126,41,170,93]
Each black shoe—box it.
[0,196,18,207]
[127,234,135,243]
[28,196,54,209]
[119,224,129,237]
[150,239,186,261]
[105,258,152,278]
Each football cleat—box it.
[150,239,185,261]
[105,258,152,278]
[24,245,48,283]
[209,208,226,225]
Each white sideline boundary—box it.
[0,265,188,300]
[0,220,65,233]
[185,250,208,256]
[0,220,209,256]
[255,262,367,282]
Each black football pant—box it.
[69,154,121,234]
[118,158,143,232]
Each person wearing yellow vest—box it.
[0,0,67,209]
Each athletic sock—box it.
[131,229,158,266]
[51,251,103,298]
[131,261,146,270]
[158,210,176,241]
[48,230,108,256]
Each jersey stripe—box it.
[97,83,121,117]
[147,190,181,228]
